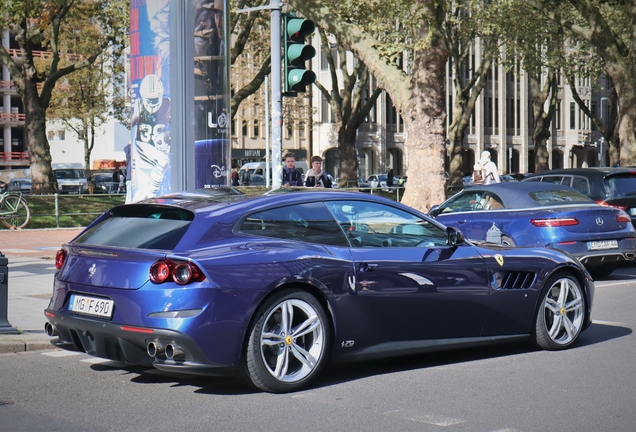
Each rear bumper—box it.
[45,309,235,376]
[574,249,635,268]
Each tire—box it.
[0,194,31,229]
[533,273,586,350]
[501,235,516,246]
[241,289,330,393]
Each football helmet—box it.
[139,74,164,114]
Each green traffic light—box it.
[287,69,316,92]
[283,14,316,94]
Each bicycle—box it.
[0,189,31,229]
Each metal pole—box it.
[270,0,282,190]
[265,74,270,187]
[0,252,19,334]
[55,193,60,228]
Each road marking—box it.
[42,351,82,357]
[384,409,464,427]
[80,357,113,364]
[407,414,465,426]
[593,320,627,326]
[595,280,635,288]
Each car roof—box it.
[457,182,590,209]
[524,167,636,178]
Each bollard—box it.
[0,252,19,334]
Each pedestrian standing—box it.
[282,152,303,186]
[478,150,500,185]
[304,156,333,188]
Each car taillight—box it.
[617,212,631,223]
[149,259,204,285]
[55,249,67,270]
[530,217,579,227]
[595,200,627,210]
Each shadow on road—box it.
[84,321,631,396]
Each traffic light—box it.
[283,13,316,94]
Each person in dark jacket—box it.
[282,152,303,186]
[304,155,333,188]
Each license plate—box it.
[587,240,619,251]
[69,294,114,318]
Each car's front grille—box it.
[494,271,535,290]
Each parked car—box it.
[46,189,593,393]
[357,177,370,191]
[366,174,399,191]
[7,178,32,194]
[429,182,636,277]
[88,173,118,194]
[523,167,636,229]
[52,162,88,194]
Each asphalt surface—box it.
[0,228,83,353]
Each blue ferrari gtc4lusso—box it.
[45,188,594,393]
[429,182,636,277]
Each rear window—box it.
[74,205,194,250]
[528,189,594,205]
[604,174,636,197]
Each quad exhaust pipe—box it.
[147,341,185,360]
[165,343,185,360]
[146,341,165,358]
[44,322,58,337]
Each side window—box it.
[524,177,542,182]
[240,202,349,246]
[325,201,447,248]
[541,175,565,185]
[571,176,590,195]
[439,191,487,213]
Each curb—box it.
[0,332,54,354]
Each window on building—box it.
[47,131,55,140]
[321,93,330,123]
[570,102,576,129]
[299,122,306,139]
[555,101,561,130]
[253,120,260,137]
[286,122,293,139]
[58,130,65,140]
[242,120,248,136]
[231,118,237,136]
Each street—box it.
[1,266,635,432]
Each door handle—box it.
[359,263,378,272]
[457,220,467,224]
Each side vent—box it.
[495,271,535,290]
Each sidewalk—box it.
[0,228,84,353]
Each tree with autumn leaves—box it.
[0,0,128,194]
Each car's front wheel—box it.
[242,289,330,393]
[533,273,586,350]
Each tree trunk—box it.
[400,27,448,212]
[24,83,57,194]
[529,74,551,172]
[338,128,359,188]
[447,108,472,187]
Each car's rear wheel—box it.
[242,289,330,393]
[501,235,516,246]
[533,273,586,350]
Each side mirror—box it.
[446,227,464,246]
[428,205,440,218]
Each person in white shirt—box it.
[479,150,500,185]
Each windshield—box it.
[74,205,194,250]
[54,169,86,179]
[604,174,636,197]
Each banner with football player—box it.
[129,0,172,202]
